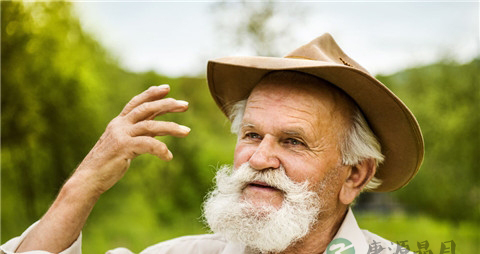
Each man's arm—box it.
[16,84,190,253]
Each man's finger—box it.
[126,98,189,123]
[129,120,191,137]
[130,136,173,161]
[119,85,170,116]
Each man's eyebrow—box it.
[282,130,306,137]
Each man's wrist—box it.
[61,170,103,204]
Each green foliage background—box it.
[2,1,478,253]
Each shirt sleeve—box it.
[139,234,229,254]
[105,248,135,254]
[0,221,82,254]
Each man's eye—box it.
[285,138,305,146]
[245,133,262,140]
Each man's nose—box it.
[249,135,280,171]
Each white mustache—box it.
[218,162,311,197]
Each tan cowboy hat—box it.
[207,33,424,192]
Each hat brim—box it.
[207,56,424,192]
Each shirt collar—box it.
[323,208,368,254]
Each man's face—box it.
[233,76,352,209]
[204,73,356,252]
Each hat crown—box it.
[285,33,370,74]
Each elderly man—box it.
[2,33,423,254]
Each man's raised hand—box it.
[75,84,190,195]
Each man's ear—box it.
[339,158,377,205]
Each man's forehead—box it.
[247,72,356,117]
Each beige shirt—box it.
[1,209,412,254]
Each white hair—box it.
[228,99,384,191]
[341,107,384,190]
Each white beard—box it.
[202,163,327,253]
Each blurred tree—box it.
[377,59,480,223]
[211,0,307,56]
[1,2,104,222]
[1,0,131,239]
